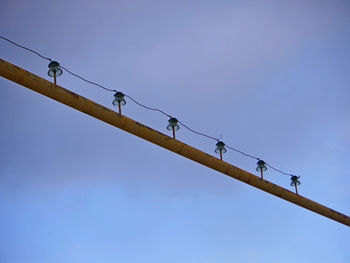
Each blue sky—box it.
[1,1,349,262]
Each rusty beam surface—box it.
[1,58,349,227]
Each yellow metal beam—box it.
[1,58,349,227]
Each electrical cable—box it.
[0,35,52,62]
[0,34,297,179]
[225,145,260,161]
[178,120,220,141]
[60,65,116,92]
[266,163,294,177]
[124,95,172,118]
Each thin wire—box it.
[0,35,52,61]
[0,35,116,93]
[0,34,299,179]
[57,67,175,119]
[266,163,294,177]
[60,66,116,92]
[178,120,219,141]
[125,96,220,141]
[124,95,172,118]
[225,145,260,160]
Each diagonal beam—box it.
[0,58,349,227]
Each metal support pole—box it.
[118,101,121,115]
[0,58,349,227]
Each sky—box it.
[0,0,349,262]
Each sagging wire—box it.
[225,144,260,161]
[124,94,171,118]
[265,163,294,177]
[0,34,220,143]
[0,35,53,62]
[60,65,116,92]
[178,120,220,142]
[0,34,301,187]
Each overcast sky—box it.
[1,1,349,262]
